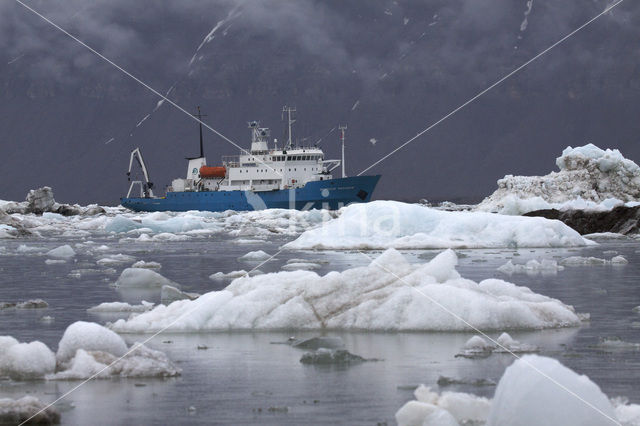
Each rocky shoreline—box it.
[525,205,640,236]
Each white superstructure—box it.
[170,117,342,193]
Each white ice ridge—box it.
[396,355,640,426]
[478,144,640,215]
[110,249,581,333]
[284,201,593,250]
[0,322,179,380]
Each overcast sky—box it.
[1,0,639,204]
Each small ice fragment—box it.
[46,245,76,259]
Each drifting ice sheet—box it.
[284,201,593,250]
[111,249,581,332]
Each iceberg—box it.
[111,249,581,332]
[478,144,640,215]
[396,355,640,426]
[284,201,593,250]
[488,355,618,425]
[56,321,128,363]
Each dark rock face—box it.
[525,205,640,235]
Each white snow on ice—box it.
[285,201,593,250]
[478,144,640,215]
[111,248,582,333]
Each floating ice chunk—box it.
[96,254,136,266]
[0,396,60,425]
[49,344,180,380]
[56,321,127,363]
[561,256,607,265]
[46,244,76,259]
[2,341,56,380]
[16,244,45,253]
[494,332,538,353]
[105,216,141,233]
[45,259,66,265]
[115,268,177,289]
[285,201,592,250]
[209,270,250,280]
[613,397,640,425]
[16,299,48,309]
[457,336,495,358]
[299,348,367,365]
[281,262,321,271]
[560,255,628,266]
[131,260,161,269]
[488,355,617,425]
[597,337,640,351]
[238,250,271,261]
[0,336,19,359]
[111,249,582,332]
[611,255,628,264]
[498,259,564,275]
[87,301,154,313]
[161,285,199,304]
[396,385,489,426]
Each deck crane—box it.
[126,147,154,198]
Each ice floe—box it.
[96,254,136,265]
[238,250,271,261]
[111,249,582,332]
[396,355,640,426]
[57,321,127,363]
[0,341,56,380]
[87,301,154,313]
[560,255,628,266]
[0,396,60,425]
[114,268,177,289]
[478,144,640,215]
[285,201,593,250]
[0,322,180,381]
[161,285,199,304]
[46,244,76,259]
[131,260,161,269]
[0,299,48,310]
[497,259,564,275]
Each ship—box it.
[120,107,380,212]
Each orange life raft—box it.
[199,166,226,178]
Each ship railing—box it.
[222,156,240,168]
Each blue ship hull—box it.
[121,175,380,212]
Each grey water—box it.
[1,234,640,425]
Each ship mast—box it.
[339,124,347,178]
[282,106,296,150]
[193,106,207,158]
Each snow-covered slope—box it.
[284,200,592,250]
[111,248,582,332]
[477,144,640,215]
